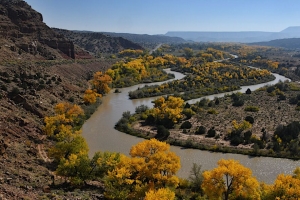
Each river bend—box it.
[82,68,299,184]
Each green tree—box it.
[189,163,203,193]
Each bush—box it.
[207,127,216,138]
[68,97,75,102]
[277,94,286,101]
[0,85,7,91]
[198,98,208,107]
[289,97,298,105]
[232,99,244,107]
[9,87,20,97]
[244,106,259,112]
[244,131,252,143]
[155,125,170,141]
[207,109,218,114]
[195,126,206,135]
[180,121,192,129]
[182,108,195,119]
[135,104,149,114]
[245,88,252,94]
[245,116,254,124]
[230,136,243,146]
[215,98,220,105]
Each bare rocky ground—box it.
[133,85,300,151]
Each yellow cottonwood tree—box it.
[145,188,175,200]
[48,126,88,162]
[56,153,91,185]
[92,71,112,94]
[83,89,101,104]
[152,96,184,124]
[105,139,180,199]
[44,102,84,136]
[202,159,260,200]
[270,173,300,199]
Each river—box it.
[82,68,300,184]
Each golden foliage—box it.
[151,96,184,124]
[270,173,300,199]
[232,120,252,131]
[92,71,112,94]
[105,139,180,199]
[145,188,175,200]
[44,102,84,136]
[202,159,260,200]
[83,89,101,104]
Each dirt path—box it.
[38,144,51,163]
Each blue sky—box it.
[25,0,300,35]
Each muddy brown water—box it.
[82,68,300,184]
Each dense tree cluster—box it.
[106,55,178,88]
[129,48,274,100]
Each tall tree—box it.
[105,139,180,199]
[202,159,260,200]
[92,71,112,94]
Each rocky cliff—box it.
[0,0,77,60]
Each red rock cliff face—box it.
[0,0,75,59]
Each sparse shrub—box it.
[198,98,208,107]
[245,116,254,124]
[135,104,149,114]
[184,102,191,108]
[207,127,216,138]
[9,87,20,97]
[244,131,252,143]
[207,108,218,114]
[182,108,195,119]
[180,121,192,129]
[195,126,206,135]
[289,97,298,105]
[68,97,75,102]
[215,98,220,105]
[277,94,286,101]
[244,106,259,112]
[155,125,170,140]
[1,85,7,91]
[245,88,252,94]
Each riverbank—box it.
[116,82,300,160]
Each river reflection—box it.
[82,68,299,184]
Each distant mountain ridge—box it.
[101,32,186,49]
[166,26,300,43]
[251,38,300,49]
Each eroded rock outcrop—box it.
[0,0,75,59]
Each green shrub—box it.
[182,108,195,119]
[9,87,20,97]
[207,127,216,138]
[180,121,192,129]
[207,109,218,114]
[195,126,206,135]
[244,106,259,112]
[155,125,170,140]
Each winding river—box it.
[82,68,300,184]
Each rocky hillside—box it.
[53,28,144,56]
[0,0,92,61]
[0,1,114,198]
